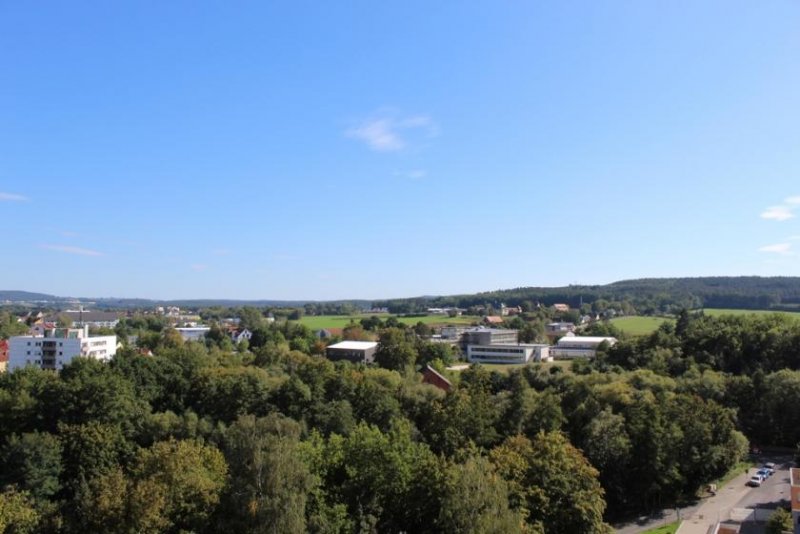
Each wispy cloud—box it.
[346,112,438,152]
[191,264,208,272]
[0,192,28,202]
[40,244,104,257]
[211,248,231,256]
[761,196,800,221]
[761,206,795,221]
[758,243,794,256]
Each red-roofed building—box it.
[422,365,452,392]
[483,316,503,325]
[0,339,8,373]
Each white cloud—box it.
[347,119,404,151]
[761,205,795,221]
[40,244,104,257]
[785,196,800,205]
[788,235,800,241]
[0,192,28,202]
[346,112,438,152]
[191,264,208,272]
[758,243,793,255]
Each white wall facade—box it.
[467,344,549,364]
[8,334,116,371]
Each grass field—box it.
[703,308,800,319]
[610,316,670,337]
[295,314,480,330]
[641,522,679,534]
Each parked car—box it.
[764,462,777,471]
[746,475,763,487]
[757,468,771,479]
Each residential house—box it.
[483,315,504,326]
[553,303,570,313]
[231,328,252,344]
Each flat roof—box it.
[556,336,617,345]
[328,341,378,350]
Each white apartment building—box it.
[8,326,117,371]
[467,343,551,364]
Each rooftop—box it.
[556,336,617,345]
[328,341,378,350]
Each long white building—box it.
[467,343,551,364]
[550,335,617,359]
[8,326,117,371]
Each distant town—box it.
[2,278,800,533]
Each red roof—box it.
[0,339,8,363]
[484,316,503,324]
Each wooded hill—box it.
[375,276,800,314]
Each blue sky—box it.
[2,1,800,300]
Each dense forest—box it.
[2,310,800,532]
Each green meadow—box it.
[702,308,800,319]
[610,316,670,336]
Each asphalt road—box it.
[732,456,792,534]
[735,463,790,510]
[615,455,793,534]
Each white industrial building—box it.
[550,336,617,359]
[467,344,551,364]
[175,327,211,342]
[8,326,117,371]
[326,341,378,364]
